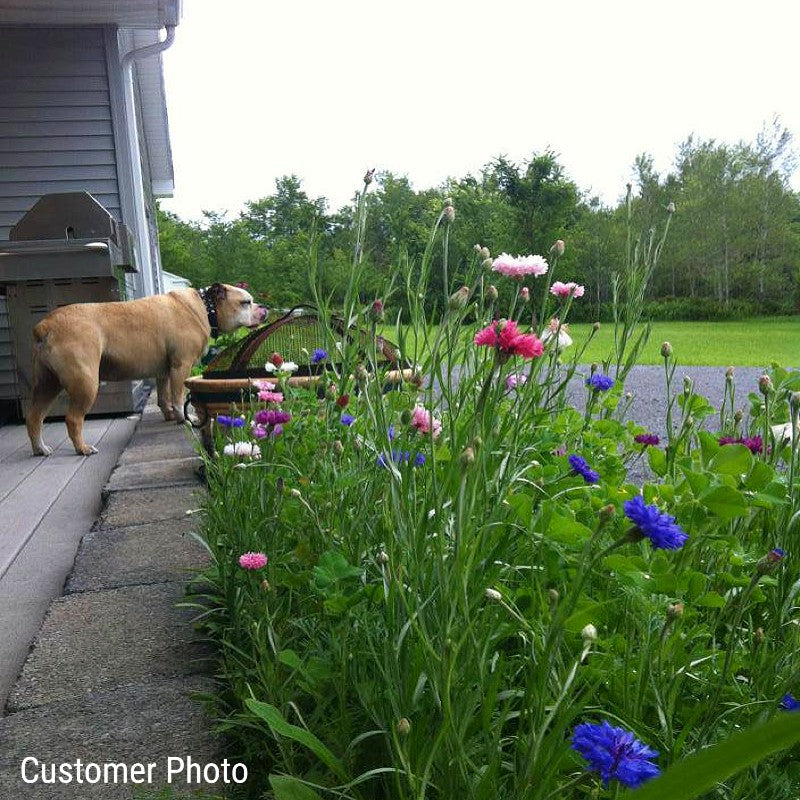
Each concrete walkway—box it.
[0,401,222,798]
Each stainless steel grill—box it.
[0,192,146,417]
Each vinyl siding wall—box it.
[0,26,121,239]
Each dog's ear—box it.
[209,283,227,302]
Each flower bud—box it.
[757,548,785,575]
[759,373,773,396]
[725,366,734,381]
[599,504,616,522]
[667,201,676,214]
[333,439,344,455]
[400,409,412,425]
[290,488,302,498]
[519,286,530,303]
[754,627,765,645]
[363,168,375,186]
[397,718,411,736]
[581,623,598,642]
[484,587,502,602]
[472,435,483,451]
[791,392,800,412]
[683,375,693,394]
[336,393,350,408]
[590,362,598,375]
[667,602,684,620]
[592,321,601,332]
[460,446,476,466]
[734,409,743,423]
[443,201,455,223]
[270,352,284,367]
[480,246,491,260]
[550,239,565,256]
[370,299,385,323]
[355,363,369,384]
[377,550,389,565]
[660,341,673,359]
[482,257,494,270]
[473,243,483,254]
[548,588,559,605]
[448,286,470,310]
[486,284,498,302]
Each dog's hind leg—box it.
[26,355,63,457]
[156,375,175,421]
[63,370,100,456]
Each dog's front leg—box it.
[168,363,191,423]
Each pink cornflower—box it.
[239,552,268,570]
[411,405,442,438]
[550,281,585,298]
[474,320,544,359]
[253,380,277,392]
[258,389,284,403]
[491,253,549,279]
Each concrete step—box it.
[66,517,210,594]
[7,583,212,713]
[100,485,202,529]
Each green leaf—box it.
[744,459,774,490]
[629,713,800,800]
[679,465,710,497]
[709,444,752,477]
[695,591,726,608]
[269,775,324,800]
[312,550,363,596]
[545,512,593,547]
[700,485,748,519]
[245,699,347,780]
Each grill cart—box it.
[0,191,145,416]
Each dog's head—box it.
[210,283,267,332]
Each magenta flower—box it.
[239,552,268,570]
[255,409,291,426]
[491,253,548,279]
[634,433,660,447]
[474,320,544,359]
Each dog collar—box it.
[197,287,219,338]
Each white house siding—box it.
[0,26,121,239]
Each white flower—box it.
[540,319,573,350]
[222,442,261,459]
[264,360,299,374]
[484,587,502,602]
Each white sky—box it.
[159,0,800,222]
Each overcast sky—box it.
[158,0,800,223]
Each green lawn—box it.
[381,317,799,367]
[568,317,799,367]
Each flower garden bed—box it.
[189,187,800,799]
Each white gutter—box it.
[121,25,176,69]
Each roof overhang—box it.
[0,0,182,27]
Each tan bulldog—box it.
[26,283,266,456]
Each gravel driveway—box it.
[566,365,766,439]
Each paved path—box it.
[0,401,220,798]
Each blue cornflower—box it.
[340,413,356,427]
[571,720,660,789]
[388,425,396,441]
[586,373,615,391]
[377,449,416,468]
[311,348,328,364]
[780,694,800,711]
[623,495,688,550]
[568,454,599,484]
[216,414,244,428]
[413,452,426,467]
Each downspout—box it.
[119,26,176,296]
[121,25,176,70]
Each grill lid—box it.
[10,192,119,244]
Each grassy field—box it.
[568,316,799,366]
[382,317,799,367]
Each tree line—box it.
[157,121,800,321]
